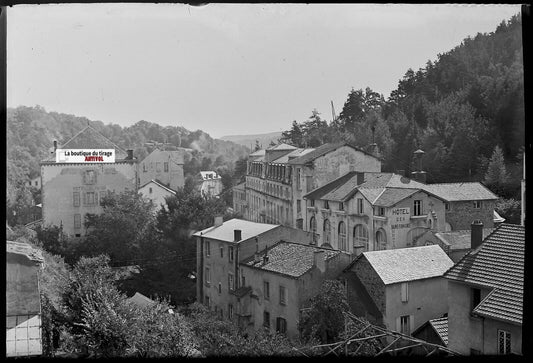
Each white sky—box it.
[7,3,522,138]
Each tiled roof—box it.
[444,224,524,325]
[193,218,279,242]
[267,143,297,151]
[241,241,340,278]
[43,125,128,161]
[6,241,44,263]
[287,142,377,165]
[351,245,454,285]
[271,148,314,164]
[305,171,360,201]
[249,149,265,157]
[423,182,497,201]
[429,317,448,346]
[373,188,420,207]
[435,228,495,251]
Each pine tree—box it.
[484,145,508,186]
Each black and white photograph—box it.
[5,3,526,357]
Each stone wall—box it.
[353,256,385,312]
[446,200,495,230]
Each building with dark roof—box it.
[40,125,138,237]
[342,245,453,336]
[444,223,524,355]
[238,241,351,339]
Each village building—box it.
[198,171,223,197]
[444,223,524,355]
[238,242,352,339]
[138,179,176,211]
[6,241,44,357]
[304,172,448,253]
[342,245,453,336]
[40,125,138,237]
[194,218,313,329]
[138,149,185,192]
[241,142,381,229]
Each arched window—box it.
[354,224,369,251]
[338,221,347,251]
[310,217,317,244]
[323,219,331,245]
[376,229,387,250]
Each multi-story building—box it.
[194,218,313,328]
[40,125,138,237]
[342,245,453,335]
[232,182,247,217]
[238,242,351,339]
[241,142,382,229]
[444,223,524,355]
[138,149,185,192]
[304,171,448,253]
[198,171,223,197]
[138,179,176,212]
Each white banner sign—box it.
[56,149,115,163]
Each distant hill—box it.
[220,131,283,148]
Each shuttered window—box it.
[73,192,80,207]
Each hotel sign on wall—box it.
[391,207,411,247]
[56,149,115,163]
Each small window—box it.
[85,192,95,206]
[229,246,234,262]
[228,304,234,320]
[338,221,347,251]
[297,200,301,213]
[143,163,147,172]
[324,200,330,209]
[220,245,224,258]
[498,330,511,355]
[149,187,153,194]
[414,200,422,216]
[205,241,211,257]
[473,201,481,209]
[263,311,271,328]
[310,199,315,207]
[205,295,210,308]
[164,162,169,172]
[279,285,287,305]
[205,267,211,284]
[74,214,81,229]
[339,202,344,211]
[73,192,80,207]
[84,170,96,185]
[374,207,385,216]
[445,203,450,211]
[357,198,364,214]
[264,281,270,300]
[401,282,409,303]
[276,317,287,334]
[400,315,410,335]
[228,273,235,291]
[218,282,222,294]
[471,288,481,310]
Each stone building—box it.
[240,142,381,229]
[138,149,185,192]
[138,179,176,212]
[342,245,453,335]
[194,218,313,325]
[40,126,137,237]
[238,242,352,339]
[444,223,524,355]
[198,171,223,197]
[304,172,448,254]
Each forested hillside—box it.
[280,14,524,196]
[6,106,250,209]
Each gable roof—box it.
[241,241,341,278]
[423,182,497,201]
[138,179,177,195]
[44,125,129,161]
[413,317,448,346]
[287,142,378,165]
[192,218,279,243]
[267,143,297,151]
[349,245,453,285]
[444,223,524,325]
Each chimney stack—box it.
[126,149,134,160]
[53,140,57,152]
[313,250,326,273]
[411,149,426,184]
[214,216,223,227]
[356,172,365,186]
[234,229,242,242]
[471,220,483,250]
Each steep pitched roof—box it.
[44,125,128,161]
[241,241,340,278]
[138,179,177,195]
[423,182,497,201]
[193,218,279,243]
[304,171,360,201]
[349,245,454,285]
[444,223,524,325]
[413,317,448,346]
[287,142,378,165]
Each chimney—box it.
[356,172,365,186]
[53,140,57,152]
[126,149,134,160]
[471,220,483,250]
[234,229,242,242]
[214,216,223,227]
[313,250,326,273]
[411,171,427,184]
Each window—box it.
[74,214,81,229]
[205,267,211,284]
[217,282,222,294]
[276,317,287,334]
[263,311,270,328]
[149,187,153,194]
[205,296,210,308]
[228,304,234,319]
[229,246,234,262]
[85,192,95,206]
[205,241,211,257]
[471,288,481,310]
[354,224,369,251]
[264,281,270,300]
[220,245,224,258]
[374,206,385,216]
[357,198,364,214]
[323,219,331,245]
[324,200,330,209]
[445,203,450,211]
[296,168,301,190]
[401,282,409,302]
[297,200,301,213]
[228,273,235,291]
[84,170,96,184]
[400,315,410,335]
[143,163,147,172]
[164,162,169,172]
[498,330,511,354]
[310,199,315,207]
[338,222,347,251]
[73,192,80,207]
[279,285,287,305]
[376,229,387,250]
[473,201,481,209]
[310,217,317,244]
[414,200,422,216]
[339,202,344,211]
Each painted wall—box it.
[138,149,184,191]
[41,162,137,237]
[446,200,495,230]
